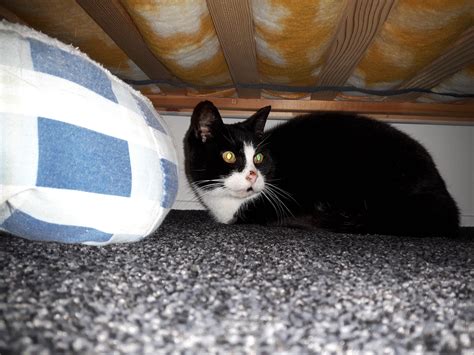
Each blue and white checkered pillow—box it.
[0,21,178,245]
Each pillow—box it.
[0,20,179,245]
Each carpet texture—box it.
[1,210,473,354]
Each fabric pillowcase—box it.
[0,20,178,245]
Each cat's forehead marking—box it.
[244,143,256,168]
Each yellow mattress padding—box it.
[0,0,148,81]
[349,0,474,89]
[120,0,232,91]
[1,0,472,100]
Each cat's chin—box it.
[229,189,260,199]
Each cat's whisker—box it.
[190,185,224,201]
[192,181,223,187]
[256,133,272,151]
[192,183,224,192]
[270,188,297,208]
[255,141,270,152]
[193,178,225,183]
[265,182,299,206]
[260,189,283,225]
[272,194,290,225]
[188,194,202,203]
[191,179,225,189]
[265,178,283,183]
[191,186,225,201]
[262,186,293,225]
[195,189,219,200]
[263,185,295,222]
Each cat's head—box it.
[184,101,272,221]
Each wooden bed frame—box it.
[2,0,473,124]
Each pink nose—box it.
[246,170,257,183]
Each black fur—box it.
[184,101,460,237]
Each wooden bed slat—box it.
[0,4,27,25]
[76,0,185,94]
[385,26,474,102]
[312,0,396,100]
[206,0,260,98]
[148,95,474,124]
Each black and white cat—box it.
[184,101,459,237]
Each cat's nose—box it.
[246,170,257,184]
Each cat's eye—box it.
[254,153,264,164]
[222,151,236,163]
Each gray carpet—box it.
[1,210,473,354]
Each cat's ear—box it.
[190,100,224,143]
[243,106,271,139]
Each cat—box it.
[183,100,460,237]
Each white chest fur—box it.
[200,189,247,223]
